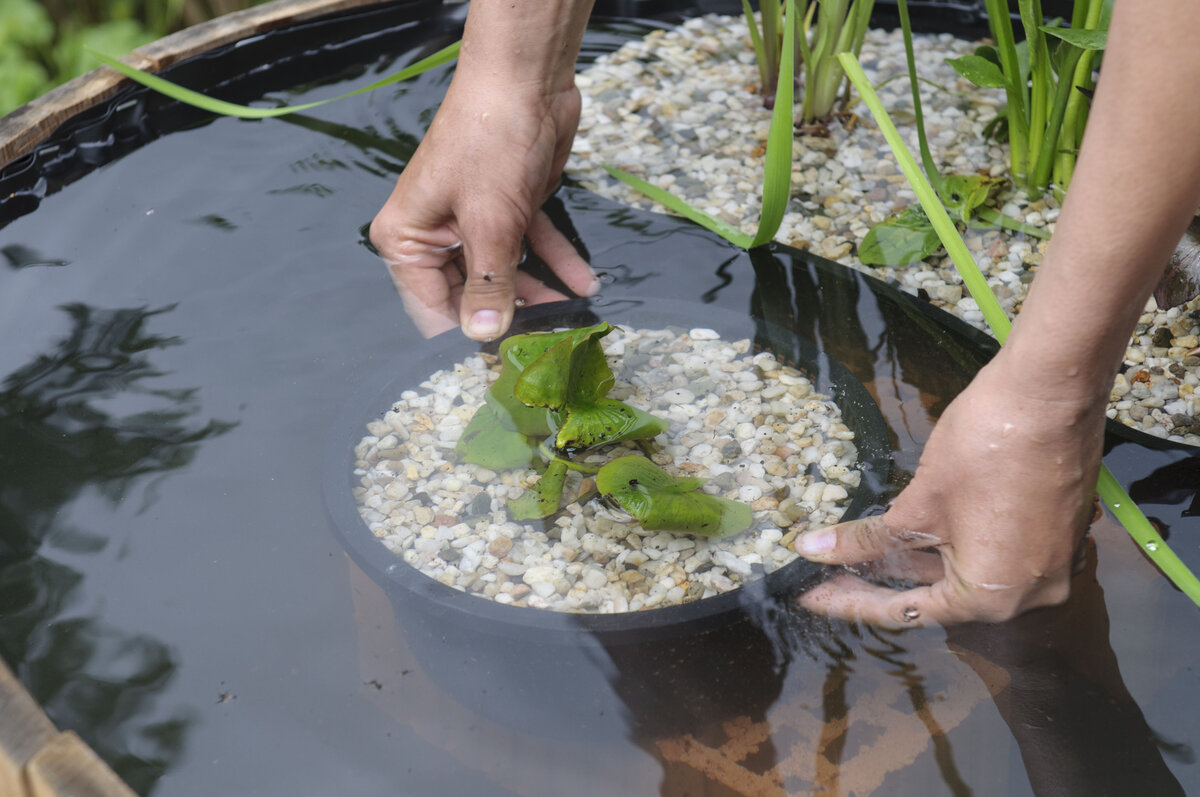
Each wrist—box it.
[458,0,594,96]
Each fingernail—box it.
[582,277,602,297]
[798,529,836,556]
[467,309,502,339]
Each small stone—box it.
[488,537,513,557]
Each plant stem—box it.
[1018,0,1049,183]
[839,50,1200,611]
[896,0,942,191]
[984,0,1029,187]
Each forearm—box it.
[457,0,595,93]
[1003,0,1200,405]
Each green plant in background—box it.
[951,0,1109,197]
[742,0,875,126]
[0,0,269,116]
[456,323,752,536]
[840,49,1200,611]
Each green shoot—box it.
[87,40,461,119]
[840,50,1200,610]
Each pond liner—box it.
[322,296,893,739]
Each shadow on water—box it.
[0,1,1198,794]
[0,304,234,791]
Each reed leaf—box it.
[87,40,461,119]
[839,50,1200,610]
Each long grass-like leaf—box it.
[88,40,461,119]
[839,50,1200,611]
[600,166,753,248]
[606,0,797,250]
[750,0,798,247]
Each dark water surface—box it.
[1,3,1198,795]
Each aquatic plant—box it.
[456,322,752,536]
[742,0,875,126]
[858,0,1049,267]
[839,49,1200,610]
[952,0,1109,197]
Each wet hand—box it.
[794,355,1105,628]
[369,76,599,340]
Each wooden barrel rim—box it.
[0,0,395,167]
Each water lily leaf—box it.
[939,174,1001,221]
[508,460,568,520]
[859,206,943,266]
[554,398,668,451]
[1154,216,1200,310]
[455,403,543,469]
[1040,25,1107,51]
[945,54,1007,89]
[597,456,752,537]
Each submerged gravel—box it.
[353,326,861,613]
[567,15,1200,445]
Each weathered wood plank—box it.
[25,732,138,797]
[0,658,57,797]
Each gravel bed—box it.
[353,326,861,613]
[567,15,1200,445]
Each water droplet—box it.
[1112,502,1121,509]
[1145,542,1159,552]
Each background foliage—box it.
[1,0,269,115]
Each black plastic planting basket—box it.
[323,298,892,737]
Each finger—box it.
[457,217,524,342]
[513,271,570,307]
[381,242,464,338]
[795,514,944,566]
[862,549,945,585]
[526,210,600,297]
[798,573,954,630]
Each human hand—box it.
[369,72,599,340]
[794,352,1105,628]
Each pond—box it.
[0,2,1197,794]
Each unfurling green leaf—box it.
[859,206,942,266]
[508,460,569,520]
[945,54,1008,88]
[511,323,666,451]
[597,456,752,537]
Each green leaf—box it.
[59,20,155,81]
[597,456,752,537]
[938,173,1001,221]
[511,323,666,450]
[514,326,615,413]
[601,165,754,249]
[87,40,461,119]
[859,205,943,266]
[1040,25,1107,51]
[945,54,1008,88]
[455,403,543,470]
[508,460,568,520]
[553,398,668,450]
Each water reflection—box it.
[947,537,1186,795]
[0,303,234,793]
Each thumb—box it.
[457,214,525,341]
[795,514,944,565]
